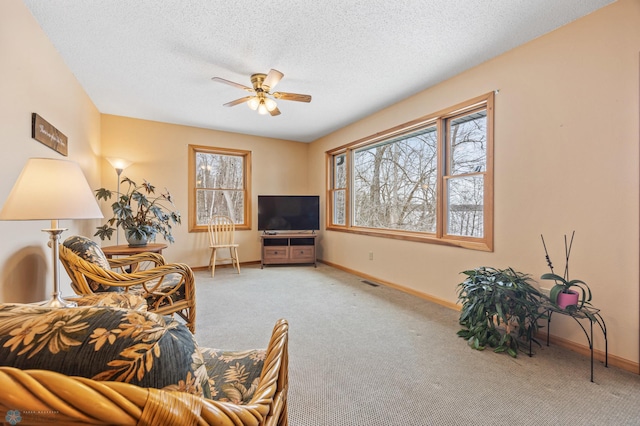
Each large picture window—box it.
[327,93,493,251]
[188,145,251,231]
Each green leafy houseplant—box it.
[457,267,545,358]
[540,232,592,310]
[94,177,181,244]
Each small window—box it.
[188,145,251,231]
[329,153,347,226]
[445,109,488,238]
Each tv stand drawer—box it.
[290,246,314,261]
[263,247,289,261]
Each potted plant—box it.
[457,266,545,358]
[540,232,592,310]
[94,177,181,246]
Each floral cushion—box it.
[200,347,266,404]
[68,292,148,311]
[63,235,121,293]
[0,304,210,398]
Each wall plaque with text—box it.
[31,113,68,156]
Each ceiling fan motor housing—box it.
[251,73,267,92]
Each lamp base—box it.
[40,294,77,308]
[41,224,77,309]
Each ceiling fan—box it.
[211,69,311,116]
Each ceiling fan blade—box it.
[223,96,254,107]
[269,106,281,116]
[273,92,312,103]
[262,69,284,91]
[212,77,253,92]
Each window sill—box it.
[325,225,493,252]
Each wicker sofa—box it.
[0,301,288,425]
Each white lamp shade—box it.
[0,158,103,221]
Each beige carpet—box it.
[193,263,640,426]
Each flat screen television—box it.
[258,195,320,231]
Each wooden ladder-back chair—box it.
[59,235,196,333]
[208,215,241,277]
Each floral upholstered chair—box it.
[59,235,196,333]
[0,303,289,426]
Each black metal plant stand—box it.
[530,302,607,382]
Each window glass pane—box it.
[447,176,483,237]
[196,189,245,226]
[333,190,345,225]
[195,152,243,189]
[191,147,248,228]
[352,126,437,233]
[334,154,346,188]
[450,111,487,175]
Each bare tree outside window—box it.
[447,176,484,237]
[352,126,437,233]
[333,190,346,225]
[331,153,347,225]
[446,111,487,237]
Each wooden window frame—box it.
[188,144,252,232]
[326,93,494,251]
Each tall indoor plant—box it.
[94,177,181,246]
[457,266,545,357]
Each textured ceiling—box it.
[23,0,614,142]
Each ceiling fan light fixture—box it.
[257,101,269,115]
[264,97,277,112]
[247,97,260,110]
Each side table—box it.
[102,243,168,272]
[101,243,168,257]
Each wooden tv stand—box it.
[261,233,317,268]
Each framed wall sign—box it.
[31,113,68,156]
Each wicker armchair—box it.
[0,318,289,426]
[59,236,196,333]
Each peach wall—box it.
[2,0,638,370]
[309,0,640,367]
[100,115,309,266]
[0,0,102,303]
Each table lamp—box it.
[0,158,104,307]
